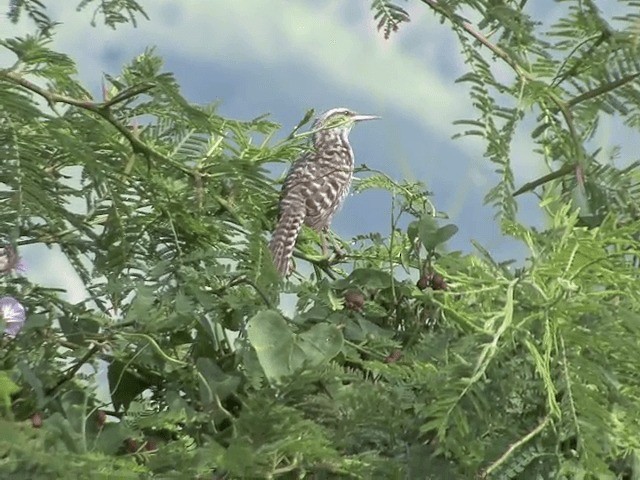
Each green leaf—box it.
[107,360,152,411]
[16,361,45,407]
[246,311,297,382]
[407,220,419,245]
[246,310,343,383]
[21,313,48,331]
[344,317,392,342]
[0,372,19,414]
[123,285,155,324]
[196,358,241,406]
[297,323,343,365]
[415,215,458,251]
[417,215,438,251]
[433,224,459,246]
[42,412,83,454]
[93,423,132,455]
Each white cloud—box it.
[39,1,469,142]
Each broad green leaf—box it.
[93,423,132,455]
[247,311,343,382]
[246,310,296,382]
[417,215,438,251]
[196,358,241,405]
[123,285,156,324]
[344,317,391,342]
[107,360,153,411]
[42,412,83,454]
[417,216,458,250]
[16,361,44,407]
[432,224,458,247]
[407,220,419,245]
[298,323,343,365]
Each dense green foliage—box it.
[1,0,640,478]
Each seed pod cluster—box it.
[416,272,448,291]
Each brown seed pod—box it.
[384,350,403,363]
[31,412,43,428]
[96,410,107,428]
[416,273,433,290]
[431,273,448,291]
[144,440,158,452]
[344,290,365,312]
[125,438,139,453]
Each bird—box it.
[269,107,379,276]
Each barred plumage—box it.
[269,108,379,276]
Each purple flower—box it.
[0,296,26,338]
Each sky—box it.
[2,0,635,302]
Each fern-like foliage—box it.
[386,0,640,233]
[371,0,411,39]
[8,0,148,30]
[1,2,640,479]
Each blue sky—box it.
[3,0,633,299]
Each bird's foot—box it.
[331,244,346,260]
[321,230,348,264]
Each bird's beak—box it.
[353,114,380,122]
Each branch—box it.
[512,162,576,196]
[0,71,185,170]
[292,250,339,280]
[1,70,101,111]
[551,33,608,87]
[546,92,585,167]
[102,82,155,108]
[419,0,590,184]
[419,0,531,80]
[567,72,640,108]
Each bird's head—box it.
[313,108,379,138]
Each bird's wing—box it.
[281,154,315,195]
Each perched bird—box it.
[269,107,379,276]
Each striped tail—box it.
[268,210,305,276]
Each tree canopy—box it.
[1,0,640,478]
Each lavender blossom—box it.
[0,296,26,338]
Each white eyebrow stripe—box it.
[318,107,352,122]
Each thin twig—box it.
[551,33,607,87]
[512,162,576,196]
[45,343,101,396]
[292,250,338,280]
[287,108,315,140]
[480,415,551,478]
